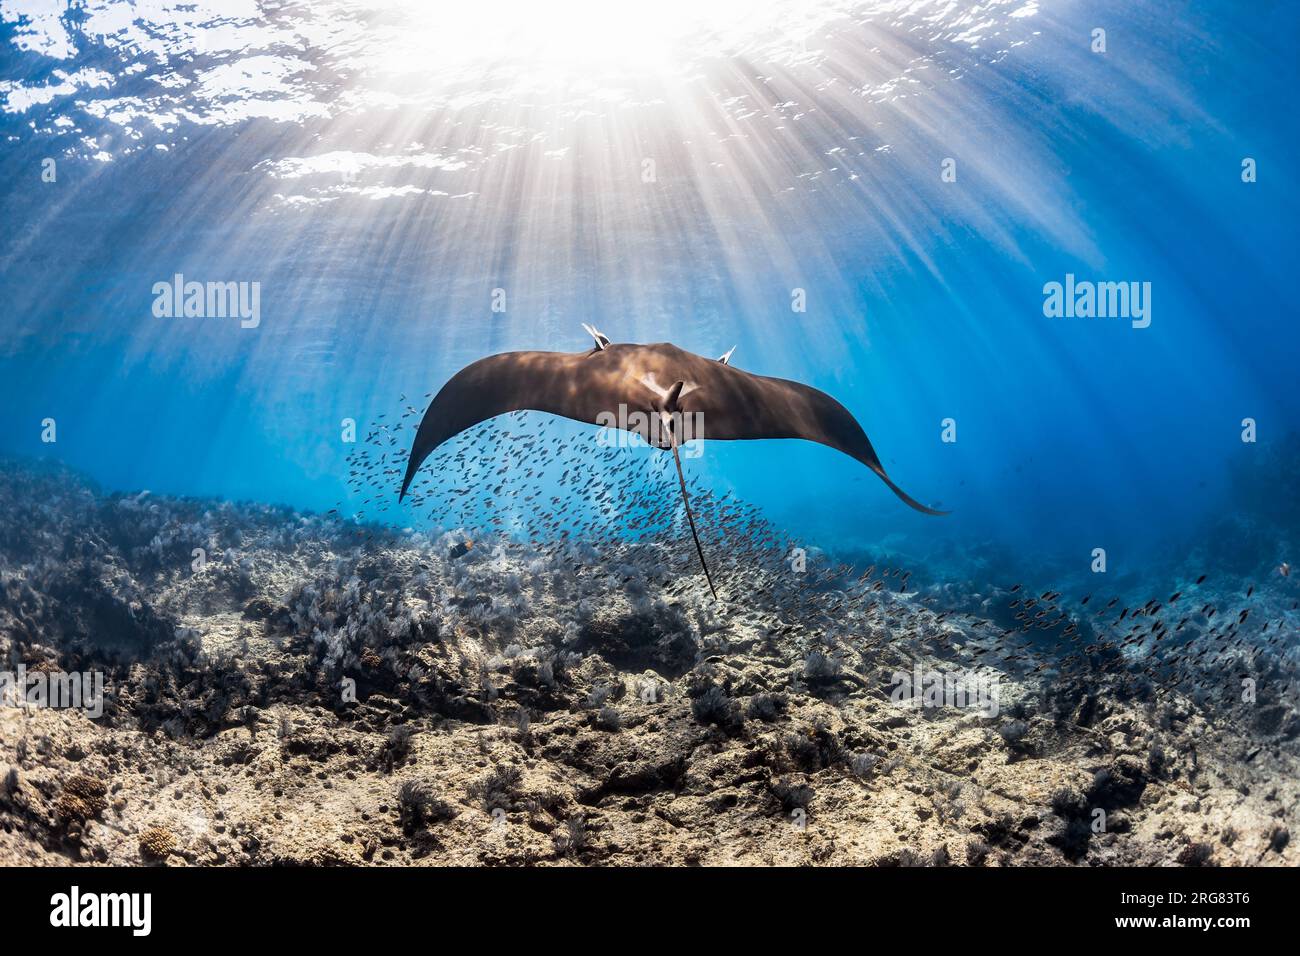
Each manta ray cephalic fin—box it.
[581,323,611,350]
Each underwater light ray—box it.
[9,0,1063,381]
[3,0,1285,545]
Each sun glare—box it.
[371,0,833,83]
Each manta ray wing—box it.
[672,361,948,516]
[402,350,603,499]
[399,342,945,516]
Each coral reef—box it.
[0,460,1296,866]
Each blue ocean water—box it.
[1,0,1296,582]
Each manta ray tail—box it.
[669,438,718,601]
[871,466,948,516]
[663,380,718,600]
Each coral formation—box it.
[138,825,177,861]
[0,460,1296,866]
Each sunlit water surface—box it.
[1,0,1297,581]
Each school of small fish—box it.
[332,404,1298,708]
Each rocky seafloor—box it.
[0,458,1296,867]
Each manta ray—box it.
[400,325,945,599]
